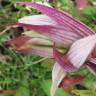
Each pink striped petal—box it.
[68,34,96,68]
[51,63,66,96]
[87,63,96,75]
[18,14,80,46]
[17,23,80,46]
[16,2,94,36]
[75,0,88,10]
[53,46,77,72]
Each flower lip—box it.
[59,75,85,92]
[6,35,32,47]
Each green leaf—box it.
[59,0,70,6]
[83,6,96,16]
[15,79,30,96]
[82,6,96,22]
[40,80,70,96]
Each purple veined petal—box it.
[18,14,80,45]
[51,62,66,96]
[17,23,80,46]
[87,63,96,75]
[16,2,95,37]
[18,14,57,26]
[53,46,77,72]
[68,34,96,68]
[18,15,80,42]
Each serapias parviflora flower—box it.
[7,2,96,96]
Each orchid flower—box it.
[7,2,96,96]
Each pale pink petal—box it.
[18,14,57,26]
[51,63,66,96]
[53,46,77,72]
[16,2,94,36]
[68,34,96,68]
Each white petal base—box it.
[51,63,66,96]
